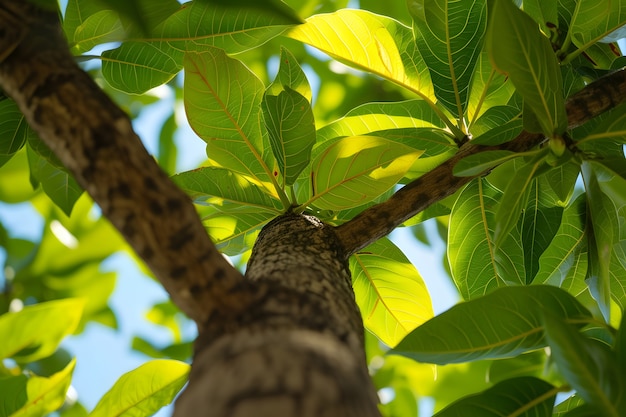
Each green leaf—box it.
[262,88,316,185]
[448,178,525,299]
[26,143,83,217]
[471,119,523,146]
[317,100,447,145]
[453,150,519,177]
[159,1,295,54]
[391,285,592,365]
[520,179,565,283]
[63,0,105,42]
[72,10,126,53]
[306,136,423,211]
[488,350,548,384]
[494,151,547,246]
[0,99,28,168]
[543,312,624,416]
[432,376,556,417]
[351,237,433,348]
[201,205,275,256]
[267,47,312,101]
[545,158,580,205]
[0,299,84,362]
[581,161,621,321]
[183,49,275,192]
[287,9,435,100]
[172,167,281,210]
[487,0,567,136]
[194,0,303,25]
[5,359,76,417]
[570,0,626,49]
[467,52,516,123]
[553,395,587,417]
[102,41,183,94]
[90,360,189,417]
[534,195,587,290]
[408,0,487,118]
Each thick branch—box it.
[0,1,247,323]
[336,67,626,256]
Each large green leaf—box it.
[487,0,567,136]
[262,89,316,186]
[184,49,276,194]
[2,359,76,417]
[432,376,556,417]
[448,178,525,300]
[286,9,435,100]
[305,136,423,211]
[172,167,281,211]
[543,312,625,416]
[569,0,626,49]
[90,360,189,417]
[453,150,521,177]
[0,299,84,362]
[391,285,592,364]
[351,237,433,348]
[576,101,626,150]
[408,0,487,119]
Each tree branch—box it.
[0,1,248,323]
[336,67,626,256]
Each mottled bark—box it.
[176,214,380,416]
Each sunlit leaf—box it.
[287,9,435,100]
[448,178,525,300]
[570,0,626,49]
[408,0,487,119]
[453,150,519,177]
[72,10,125,53]
[4,359,76,417]
[0,299,84,362]
[316,100,446,145]
[471,119,523,146]
[432,376,556,417]
[172,167,281,210]
[184,49,275,190]
[487,0,567,136]
[543,312,625,416]
[306,136,423,211]
[267,47,312,101]
[391,285,592,364]
[202,205,275,255]
[263,89,316,185]
[351,237,433,348]
[467,53,516,123]
[90,360,189,417]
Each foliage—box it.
[1,0,625,416]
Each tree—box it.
[0,0,625,416]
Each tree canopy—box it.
[1,0,626,416]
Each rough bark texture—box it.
[176,214,380,416]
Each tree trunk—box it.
[175,214,381,417]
